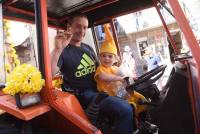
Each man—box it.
[51,14,134,134]
[144,46,162,71]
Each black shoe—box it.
[133,129,141,134]
[142,121,159,133]
[85,92,108,125]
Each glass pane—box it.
[3,20,38,78]
[2,20,46,95]
[177,0,200,39]
[94,23,111,51]
[166,0,200,47]
[115,8,173,77]
[163,0,200,56]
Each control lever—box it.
[0,83,5,90]
[124,77,135,92]
[137,99,157,106]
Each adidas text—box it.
[75,66,95,77]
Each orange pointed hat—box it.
[100,24,117,55]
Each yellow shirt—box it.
[95,65,147,115]
[94,65,122,96]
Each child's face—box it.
[99,52,116,67]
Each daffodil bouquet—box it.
[3,64,45,96]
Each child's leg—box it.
[128,91,147,114]
[133,91,147,101]
[131,104,138,131]
[99,96,135,134]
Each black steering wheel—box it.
[126,65,167,91]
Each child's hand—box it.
[116,89,130,99]
[132,77,138,80]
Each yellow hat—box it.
[100,24,117,55]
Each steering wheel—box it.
[126,65,167,90]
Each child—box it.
[94,24,148,134]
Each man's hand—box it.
[51,27,73,76]
[55,27,73,50]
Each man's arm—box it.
[51,48,63,76]
[51,29,73,76]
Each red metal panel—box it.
[52,91,102,134]
[80,0,119,13]
[167,0,200,134]
[93,4,152,26]
[91,26,100,55]
[39,0,54,101]
[168,0,200,65]
[4,15,62,30]
[153,0,178,54]
[110,19,121,59]
[0,91,51,121]
[59,0,119,23]
[187,61,200,134]
[3,0,17,6]
[4,16,34,24]
[7,6,58,23]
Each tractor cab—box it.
[0,0,200,134]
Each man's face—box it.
[70,17,88,42]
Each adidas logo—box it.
[75,53,95,77]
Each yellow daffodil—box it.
[5,64,11,73]
[4,19,21,71]
[3,64,45,95]
[52,78,63,89]
[14,59,20,67]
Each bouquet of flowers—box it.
[3,64,45,96]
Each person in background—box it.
[144,46,162,71]
[50,13,134,134]
[120,45,137,78]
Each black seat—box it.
[150,65,195,134]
